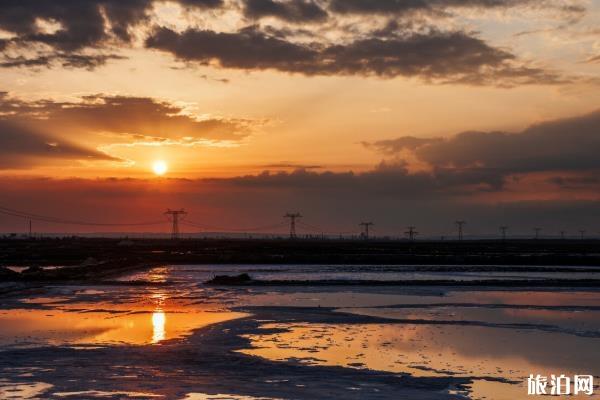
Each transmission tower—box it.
[164,209,187,240]
[534,227,541,240]
[455,220,466,241]
[560,230,566,240]
[359,222,374,240]
[499,226,508,241]
[580,230,586,240]
[284,213,302,239]
[405,226,418,241]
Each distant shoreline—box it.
[2,237,600,268]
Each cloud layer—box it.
[1,171,599,235]
[0,120,119,169]
[243,0,328,22]
[0,0,585,86]
[365,109,600,188]
[0,92,259,169]
[146,26,563,85]
[0,0,222,69]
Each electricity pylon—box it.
[165,209,187,240]
[534,227,541,240]
[284,213,302,239]
[455,220,466,241]
[359,222,374,240]
[499,226,508,241]
[405,226,418,241]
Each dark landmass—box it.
[1,237,600,283]
[205,274,600,288]
[0,258,156,283]
[1,237,600,266]
[208,273,253,285]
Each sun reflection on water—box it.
[152,310,166,343]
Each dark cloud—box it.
[366,109,600,185]
[0,53,126,70]
[260,162,323,169]
[178,0,225,8]
[0,0,579,85]
[0,0,152,72]
[221,162,506,193]
[0,0,226,70]
[548,175,600,189]
[0,0,225,52]
[327,0,571,15]
[0,92,261,169]
[0,120,119,169]
[0,0,153,51]
[145,26,316,70]
[243,0,328,22]
[146,27,560,85]
[0,93,258,144]
[50,95,255,141]
[328,0,531,15]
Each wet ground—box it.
[1,264,599,399]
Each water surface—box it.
[1,264,599,399]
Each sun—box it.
[152,160,168,176]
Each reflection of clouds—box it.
[246,320,600,380]
[148,267,169,283]
[152,310,166,343]
[151,291,166,304]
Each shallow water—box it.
[0,308,245,347]
[241,321,600,398]
[1,264,599,399]
[118,264,600,282]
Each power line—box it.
[296,220,357,236]
[2,204,595,240]
[182,220,286,233]
[0,205,164,227]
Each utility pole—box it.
[534,227,541,240]
[284,213,302,239]
[499,226,508,241]
[455,220,466,241]
[580,230,586,240]
[560,230,566,240]
[164,209,187,240]
[29,219,32,239]
[405,226,418,241]
[359,222,374,240]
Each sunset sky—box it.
[1,0,600,236]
